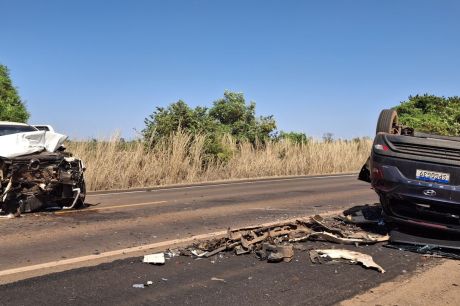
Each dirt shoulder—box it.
[340,259,460,306]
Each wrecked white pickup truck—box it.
[0,121,86,215]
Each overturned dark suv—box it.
[360,110,460,233]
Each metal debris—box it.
[165,249,180,258]
[309,249,385,273]
[178,216,388,263]
[257,243,293,262]
[308,231,389,245]
[385,244,460,260]
[385,228,460,259]
[133,280,154,288]
[292,243,309,251]
[143,253,166,265]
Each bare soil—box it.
[340,259,460,306]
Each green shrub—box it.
[396,94,460,136]
[143,91,277,160]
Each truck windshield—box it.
[0,125,38,136]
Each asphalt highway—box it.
[0,175,431,305]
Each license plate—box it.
[416,169,450,184]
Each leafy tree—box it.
[395,94,460,136]
[143,100,222,158]
[209,91,276,143]
[143,100,217,142]
[0,64,29,122]
[143,91,277,160]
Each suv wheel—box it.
[376,109,399,134]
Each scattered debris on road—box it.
[136,204,459,280]
[256,243,294,262]
[132,280,154,288]
[340,204,383,225]
[164,249,179,259]
[171,213,389,270]
[105,204,455,291]
[309,249,385,273]
[385,244,460,260]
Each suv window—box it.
[0,125,37,136]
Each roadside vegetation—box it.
[3,63,458,191]
[68,133,372,191]
[71,90,370,191]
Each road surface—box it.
[0,175,441,305]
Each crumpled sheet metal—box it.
[0,131,67,158]
[309,249,385,273]
[308,231,389,245]
[304,215,389,244]
[179,216,389,262]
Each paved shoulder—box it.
[0,243,428,306]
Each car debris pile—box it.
[0,124,86,216]
[145,212,390,273]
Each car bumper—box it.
[372,163,460,233]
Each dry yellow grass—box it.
[67,132,372,191]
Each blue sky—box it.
[1,0,459,139]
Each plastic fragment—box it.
[310,249,385,273]
[143,253,165,265]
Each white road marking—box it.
[54,200,168,214]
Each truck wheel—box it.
[376,109,399,134]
